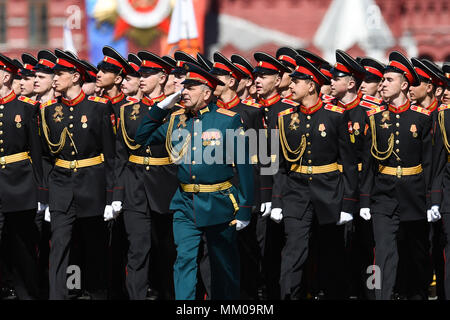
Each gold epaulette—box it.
[366,105,386,117]
[126,96,140,103]
[88,96,108,104]
[278,107,295,117]
[171,109,185,117]
[19,96,38,105]
[242,99,261,108]
[362,94,383,105]
[281,98,299,107]
[410,105,431,116]
[324,104,345,114]
[40,99,57,109]
[217,108,236,117]
[438,104,450,112]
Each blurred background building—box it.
[0,0,448,65]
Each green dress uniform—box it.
[135,79,254,299]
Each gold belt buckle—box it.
[70,160,77,169]
[143,157,149,165]
[307,166,313,174]
[396,166,402,178]
[193,184,200,193]
[0,157,5,165]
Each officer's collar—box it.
[425,98,438,113]
[62,90,85,106]
[104,91,124,104]
[338,94,360,111]
[186,102,214,118]
[217,95,240,110]
[142,93,166,106]
[0,90,16,104]
[300,98,323,115]
[388,99,410,114]
[259,92,281,107]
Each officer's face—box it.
[360,79,380,96]
[409,81,431,103]
[34,72,54,94]
[20,75,35,96]
[442,87,450,105]
[140,71,166,95]
[330,76,350,98]
[254,73,281,97]
[380,72,408,101]
[289,78,312,101]
[122,75,140,96]
[53,70,80,92]
[164,74,175,96]
[96,69,120,88]
[182,83,211,111]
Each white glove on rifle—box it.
[337,211,353,225]
[157,89,183,110]
[260,202,272,217]
[270,208,283,223]
[360,208,371,221]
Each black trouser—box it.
[35,210,51,299]
[108,214,128,299]
[49,205,108,300]
[0,209,40,299]
[280,204,345,300]
[440,214,450,299]
[372,212,430,300]
[430,220,445,299]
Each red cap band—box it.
[38,59,55,68]
[129,62,140,72]
[334,62,352,74]
[278,55,296,67]
[186,71,214,88]
[103,56,124,70]
[256,61,279,71]
[364,66,383,78]
[295,66,321,85]
[23,64,34,71]
[213,62,242,80]
[234,63,253,80]
[389,60,413,84]
[320,68,332,79]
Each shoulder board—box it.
[362,94,383,105]
[281,98,299,107]
[40,99,57,109]
[321,94,335,101]
[171,109,185,117]
[241,99,261,108]
[438,104,450,112]
[278,107,296,117]
[217,108,237,117]
[410,105,431,116]
[360,100,379,109]
[324,104,345,114]
[126,96,139,103]
[88,96,108,104]
[18,96,38,105]
[366,105,386,117]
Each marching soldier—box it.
[17,53,38,100]
[273,55,358,300]
[122,53,144,101]
[41,49,115,299]
[0,53,45,299]
[359,57,385,99]
[134,62,254,300]
[276,47,298,99]
[80,60,98,96]
[444,64,450,105]
[360,51,432,300]
[230,54,257,102]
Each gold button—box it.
[307,116,311,120]
[308,159,312,164]
[396,123,399,127]
[306,124,310,128]
[192,175,196,179]
[0,113,3,117]
[309,177,313,181]
[70,143,73,147]
[395,140,399,144]
[396,115,400,119]
[264,108,269,112]
[194,132,198,136]
[396,149,400,153]
[1,165,5,169]
[71,151,75,155]
[73,168,77,172]
[70,107,74,112]
[0,148,3,152]
[69,115,73,119]
[0,122,3,126]
[195,119,200,123]
[307,151,311,154]
[306,133,309,137]
[146,166,150,171]
[0,105,3,109]
[69,124,74,128]
[146,148,150,154]
[192,161,196,165]
[395,131,399,136]
[307,142,311,146]
[0,131,3,135]
[70,133,73,137]
[0,140,3,144]
[192,147,197,151]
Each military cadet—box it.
[122,53,144,101]
[0,53,45,299]
[162,55,177,96]
[359,57,385,99]
[319,63,333,97]
[34,50,57,104]
[272,55,357,300]
[230,54,257,102]
[116,50,177,300]
[40,49,115,299]
[252,52,292,299]
[80,60,98,96]
[432,63,450,299]
[360,51,432,300]
[18,53,38,100]
[276,47,298,99]
[11,61,22,96]
[210,51,264,299]
[443,64,450,105]
[422,60,447,104]
[134,62,254,300]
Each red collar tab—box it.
[62,90,85,106]
[0,90,16,104]
[339,95,360,111]
[259,93,281,107]
[300,98,323,115]
[217,95,240,110]
[104,92,125,104]
[427,98,438,112]
[388,99,410,113]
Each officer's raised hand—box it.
[270,208,283,223]
[360,208,371,220]
[260,202,272,217]
[157,89,183,110]
[336,211,353,225]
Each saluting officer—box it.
[360,51,432,300]
[134,63,254,300]
[41,49,115,299]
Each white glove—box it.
[37,202,48,213]
[260,202,272,217]
[337,211,353,225]
[236,220,250,231]
[157,89,183,110]
[104,205,114,221]
[44,206,51,222]
[111,201,122,214]
[360,208,371,221]
[430,205,441,222]
[270,208,283,223]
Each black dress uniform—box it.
[0,54,45,300]
[41,50,115,299]
[113,52,178,300]
[360,52,432,300]
[274,55,358,299]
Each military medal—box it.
[81,115,88,128]
[410,124,418,138]
[53,105,64,122]
[381,111,390,122]
[289,113,300,130]
[130,104,140,121]
[177,114,187,128]
[319,123,326,137]
[353,122,360,135]
[15,115,22,128]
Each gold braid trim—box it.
[278,115,306,162]
[438,110,450,154]
[40,106,78,155]
[165,113,191,162]
[369,115,394,160]
[120,102,141,151]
